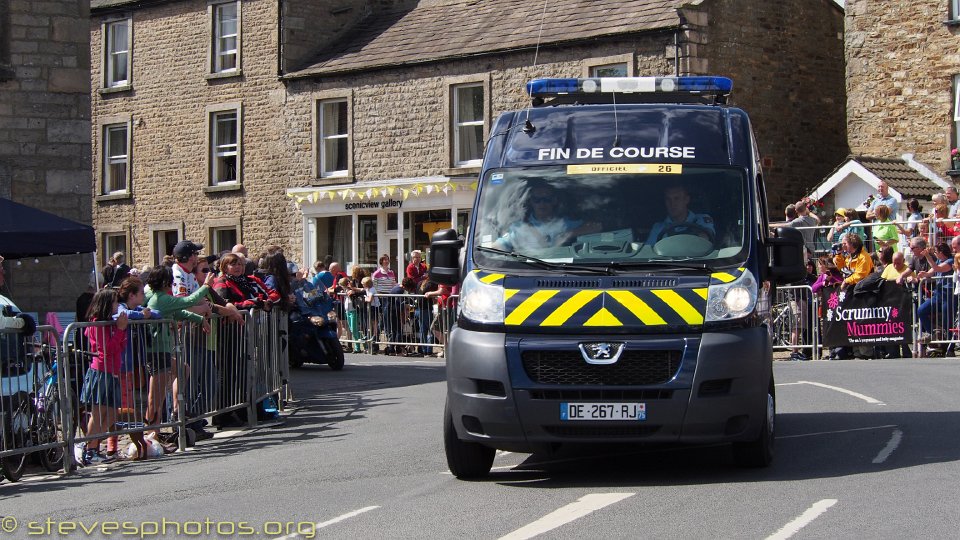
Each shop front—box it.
[288,178,476,275]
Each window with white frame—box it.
[453,84,484,167]
[210,226,237,255]
[319,99,349,177]
[102,233,127,269]
[105,19,131,88]
[211,109,238,184]
[102,123,129,194]
[589,63,628,77]
[952,0,960,21]
[212,2,238,73]
[153,229,179,265]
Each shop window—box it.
[318,98,350,178]
[211,1,239,74]
[102,123,130,195]
[453,84,484,167]
[104,18,132,89]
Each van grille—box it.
[521,350,681,385]
[612,278,678,288]
[536,279,602,288]
[528,389,673,400]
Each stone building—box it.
[0,0,92,315]
[846,0,960,178]
[90,0,847,272]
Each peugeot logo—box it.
[578,342,625,365]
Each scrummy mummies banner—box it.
[821,283,913,347]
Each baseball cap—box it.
[172,241,204,258]
[205,254,219,265]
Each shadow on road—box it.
[482,410,960,488]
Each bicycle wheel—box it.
[1,397,34,482]
[37,398,64,472]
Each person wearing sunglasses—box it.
[493,184,600,252]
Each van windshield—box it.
[472,165,748,270]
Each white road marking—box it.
[765,499,838,540]
[495,450,513,459]
[795,381,885,405]
[775,382,804,386]
[497,493,635,540]
[776,424,898,439]
[872,428,903,464]
[275,506,379,539]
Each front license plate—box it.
[560,402,646,421]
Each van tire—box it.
[444,402,494,479]
[732,379,775,468]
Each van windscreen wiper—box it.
[603,260,712,272]
[476,246,613,275]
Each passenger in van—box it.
[493,184,600,251]
[644,185,715,246]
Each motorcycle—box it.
[288,309,345,371]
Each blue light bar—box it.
[526,76,733,98]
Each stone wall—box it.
[846,0,956,174]
[685,0,849,212]
[91,0,297,267]
[0,0,92,315]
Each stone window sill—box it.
[204,183,243,194]
[947,169,960,177]
[96,192,132,202]
[444,166,481,177]
[206,70,243,82]
[311,176,355,187]
[944,18,960,27]
[99,84,132,96]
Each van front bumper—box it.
[445,325,771,452]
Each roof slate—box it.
[289,0,683,77]
[853,155,944,199]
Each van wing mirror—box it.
[767,227,806,284]
[429,228,463,286]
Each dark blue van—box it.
[429,76,806,479]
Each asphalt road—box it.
[2,355,960,539]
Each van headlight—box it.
[706,268,758,322]
[459,271,505,324]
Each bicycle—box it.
[771,296,796,349]
[0,343,64,482]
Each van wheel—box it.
[733,380,775,468]
[444,402,494,479]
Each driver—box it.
[644,185,715,246]
[493,184,600,251]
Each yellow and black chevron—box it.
[473,267,746,328]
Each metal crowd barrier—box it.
[771,285,819,360]
[0,325,66,481]
[331,292,457,357]
[0,308,290,480]
[913,273,957,356]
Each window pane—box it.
[111,52,128,84]
[322,101,347,136]
[217,155,237,182]
[324,138,348,173]
[108,126,127,155]
[458,124,483,163]
[216,113,237,147]
[108,162,126,192]
[591,63,628,77]
[214,228,237,254]
[457,86,483,123]
[110,22,128,53]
